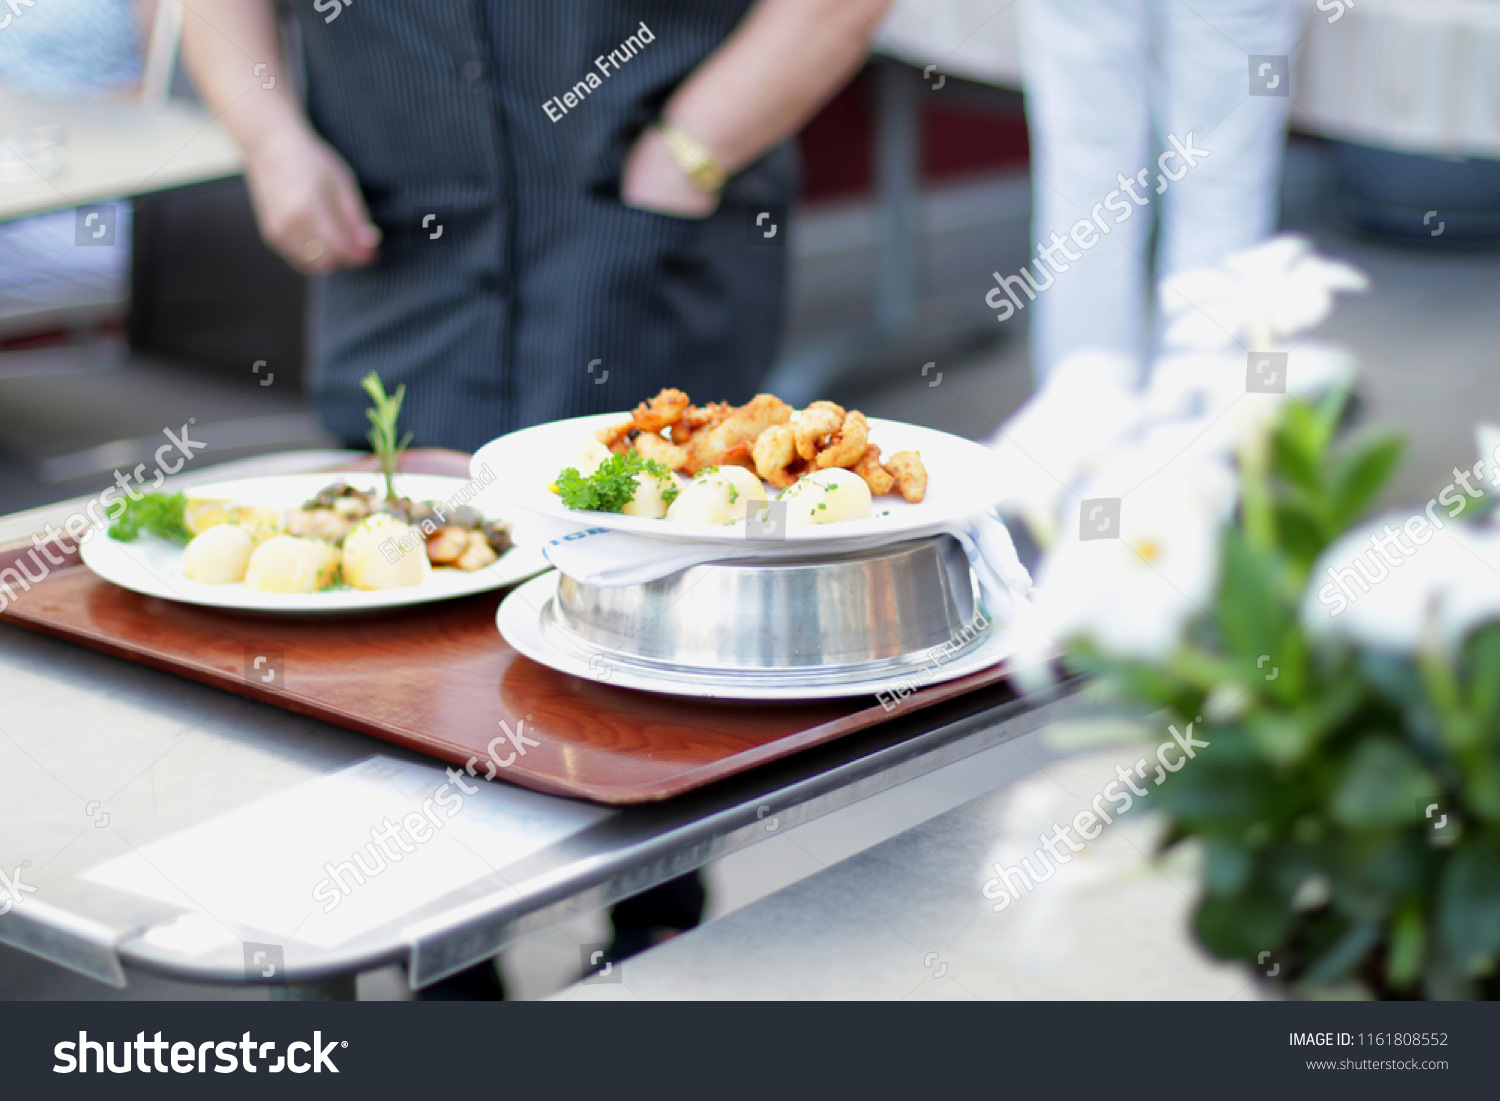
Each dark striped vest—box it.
[288,0,797,451]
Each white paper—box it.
[84,756,611,949]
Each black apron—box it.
[288,1,797,452]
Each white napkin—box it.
[521,510,1034,622]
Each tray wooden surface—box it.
[0,451,1012,804]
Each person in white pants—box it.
[1016,0,1307,386]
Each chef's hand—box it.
[242,121,382,274]
[621,126,718,219]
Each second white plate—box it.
[470,412,1007,545]
[79,473,550,613]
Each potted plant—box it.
[1003,236,1499,998]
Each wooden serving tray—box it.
[0,452,1013,804]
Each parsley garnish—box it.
[556,451,672,513]
[108,493,190,544]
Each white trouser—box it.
[1018,0,1306,384]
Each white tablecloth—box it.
[877,0,1500,159]
[1295,0,1500,158]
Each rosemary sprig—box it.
[360,371,412,503]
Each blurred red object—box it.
[798,65,1029,203]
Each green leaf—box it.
[360,371,411,502]
[1437,839,1500,976]
[1154,755,1278,826]
[1276,399,1335,473]
[1246,712,1315,767]
[555,450,670,514]
[1261,670,1363,764]
[1358,652,1438,732]
[1331,739,1438,828]
[1386,901,1426,989]
[1195,886,1293,962]
[106,492,190,544]
[1272,498,1329,573]
[1464,761,1500,823]
[1202,835,1253,896]
[1213,529,1288,663]
[1327,433,1404,531]
[1310,384,1351,456]
[1331,833,1434,912]
[1271,415,1321,492]
[1304,918,1381,983]
[1462,623,1500,730]
[1261,624,1310,706]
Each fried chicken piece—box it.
[632,430,689,471]
[286,508,356,544]
[682,393,793,475]
[631,388,691,434]
[454,531,498,571]
[753,424,804,488]
[795,401,846,461]
[814,410,869,470]
[717,441,757,471]
[426,526,471,565]
[851,444,895,496]
[670,402,732,445]
[595,418,634,453]
[883,450,927,503]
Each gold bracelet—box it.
[657,121,727,194]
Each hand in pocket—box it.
[620,127,719,219]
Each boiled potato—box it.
[665,466,766,525]
[182,523,255,584]
[781,467,872,525]
[622,469,681,519]
[343,515,430,591]
[184,497,233,537]
[232,506,283,536]
[184,498,282,538]
[244,535,341,594]
[568,438,613,479]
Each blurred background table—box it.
[0,89,241,221]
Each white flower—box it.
[1436,532,1500,646]
[1303,516,1500,652]
[985,351,1144,546]
[1141,345,1356,457]
[1160,235,1368,351]
[1016,431,1233,666]
[1147,344,1355,418]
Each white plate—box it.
[470,412,1007,545]
[497,571,1015,701]
[79,473,550,613]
